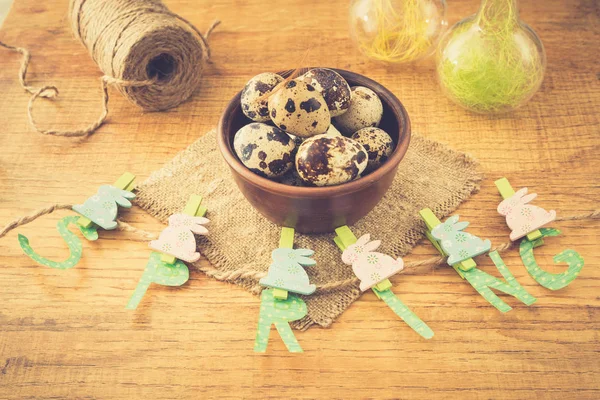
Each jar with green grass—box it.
[436,0,546,113]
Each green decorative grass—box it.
[437,2,545,113]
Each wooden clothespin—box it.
[495,178,584,291]
[495,177,556,245]
[77,172,136,229]
[156,194,208,265]
[419,208,536,313]
[334,226,434,339]
[126,194,209,310]
[19,173,136,270]
[419,209,487,278]
[254,227,316,353]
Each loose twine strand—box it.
[0,0,220,138]
[1,205,598,294]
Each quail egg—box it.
[278,168,306,187]
[351,127,394,173]
[333,86,383,135]
[295,135,368,186]
[269,79,330,138]
[240,73,284,122]
[324,124,342,137]
[234,122,296,178]
[300,68,351,117]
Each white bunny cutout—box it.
[341,234,404,291]
[497,187,556,241]
[149,214,209,262]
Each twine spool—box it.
[0,0,219,137]
[70,0,212,111]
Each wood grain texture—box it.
[0,0,598,398]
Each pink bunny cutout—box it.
[341,234,404,291]
[149,214,209,262]
[497,188,556,241]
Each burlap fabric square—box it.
[135,129,483,330]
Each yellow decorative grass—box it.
[352,0,445,63]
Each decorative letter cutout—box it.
[519,228,584,290]
[373,287,434,339]
[463,251,537,312]
[126,252,190,309]
[254,289,307,353]
[18,216,99,269]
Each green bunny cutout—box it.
[254,288,307,353]
[18,215,99,269]
[519,228,584,290]
[463,251,537,313]
[126,252,189,310]
[72,185,135,230]
[259,248,317,295]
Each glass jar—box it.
[350,0,447,63]
[436,0,546,113]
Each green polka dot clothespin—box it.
[18,173,136,269]
[496,178,584,290]
[254,227,314,353]
[334,226,434,339]
[420,208,536,313]
[126,194,208,310]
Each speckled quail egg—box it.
[295,135,368,186]
[351,127,394,173]
[277,168,306,187]
[269,79,330,138]
[333,86,383,136]
[300,68,351,117]
[234,122,296,178]
[240,73,284,122]
[324,124,342,137]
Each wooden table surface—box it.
[0,0,598,398]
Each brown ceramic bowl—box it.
[217,68,411,233]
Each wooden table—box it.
[0,0,598,398]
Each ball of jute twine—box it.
[1,205,598,294]
[0,0,220,137]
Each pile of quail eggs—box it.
[234,68,395,187]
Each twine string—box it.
[1,205,597,293]
[1,0,220,138]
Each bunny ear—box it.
[294,249,316,266]
[121,190,136,200]
[114,196,132,208]
[190,225,209,235]
[521,193,537,204]
[364,240,381,252]
[447,215,460,225]
[294,249,314,257]
[356,234,370,245]
[514,188,528,198]
[454,221,469,231]
[297,256,317,267]
[191,216,210,225]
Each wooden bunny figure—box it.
[341,234,404,291]
[72,185,135,230]
[149,214,209,262]
[497,188,556,241]
[431,215,491,266]
[259,248,317,295]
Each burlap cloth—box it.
[134,129,483,330]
